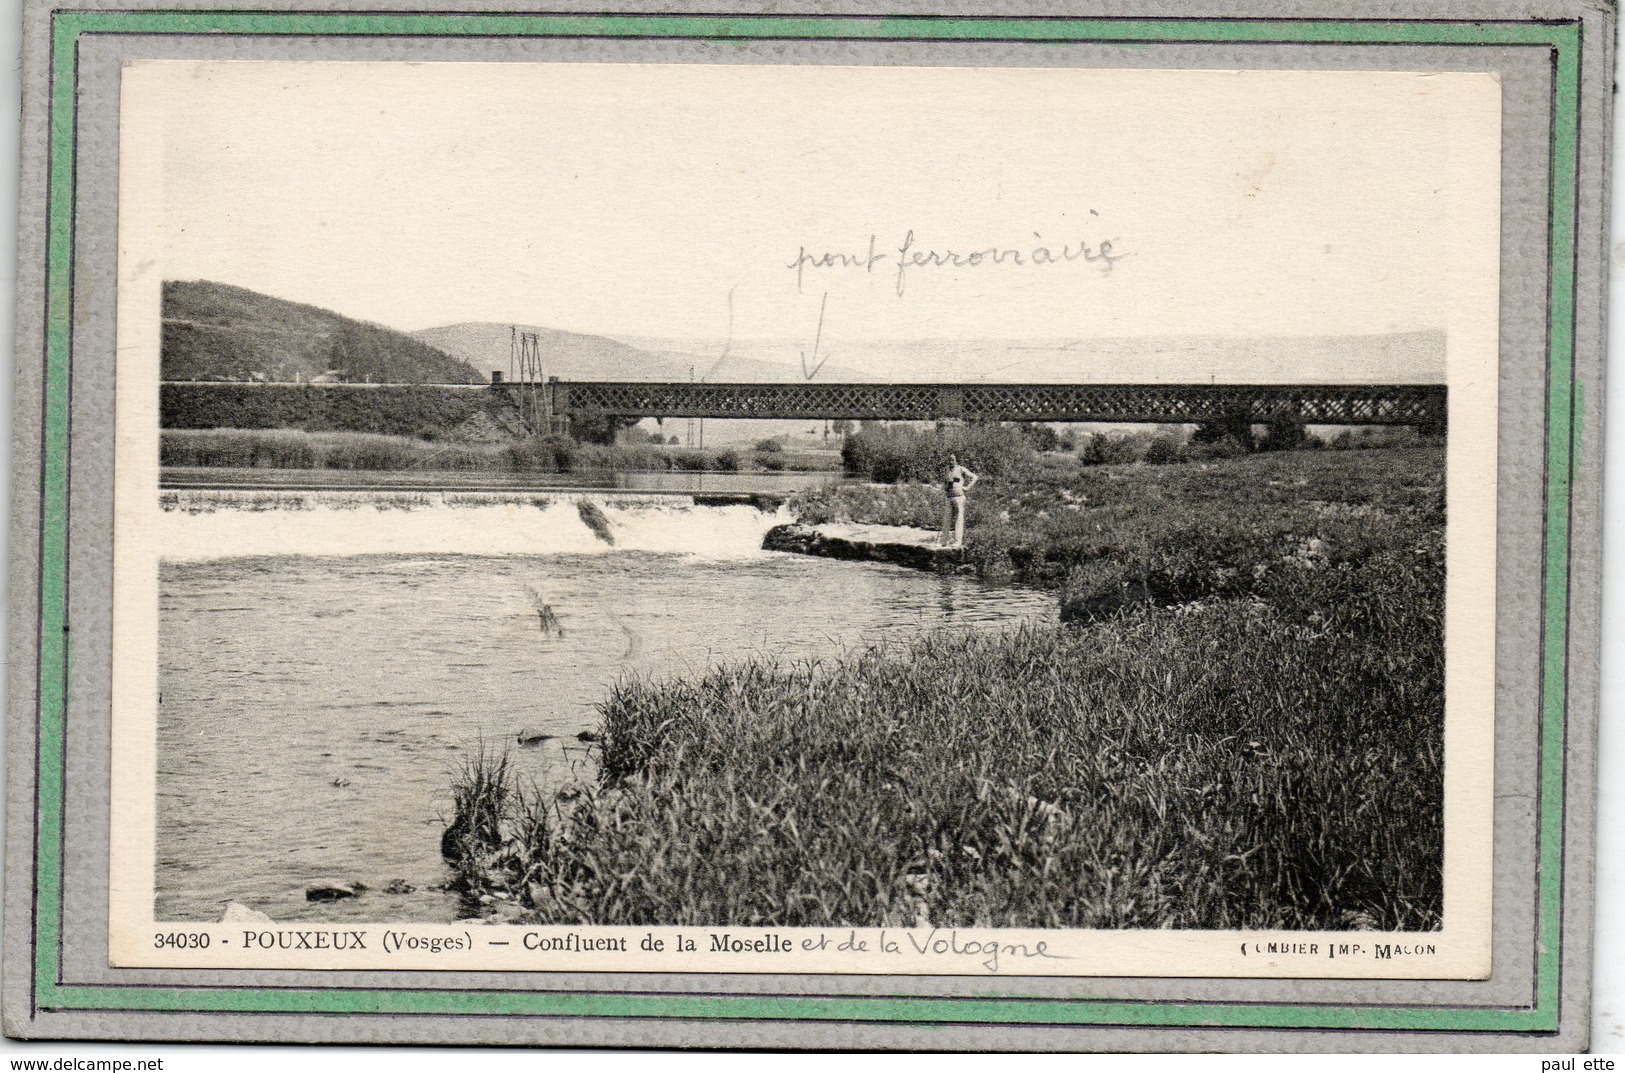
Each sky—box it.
[127,61,1499,374]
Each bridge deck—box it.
[526,381,1446,427]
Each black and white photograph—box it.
[107,59,1501,977]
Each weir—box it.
[157,489,790,561]
[158,474,789,506]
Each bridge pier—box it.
[489,375,568,437]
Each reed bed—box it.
[161,428,503,471]
[161,428,841,475]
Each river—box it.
[155,492,1055,923]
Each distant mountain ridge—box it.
[415,322,882,384]
[161,280,485,385]
[414,322,670,383]
[612,332,1447,385]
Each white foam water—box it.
[158,491,789,561]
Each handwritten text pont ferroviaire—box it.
[788,228,1123,296]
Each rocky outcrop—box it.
[763,523,965,573]
[695,492,788,511]
[305,879,365,902]
[220,901,274,923]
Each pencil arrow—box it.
[801,292,830,380]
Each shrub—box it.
[1079,431,1149,466]
[322,435,413,470]
[716,448,743,472]
[1143,434,1185,465]
[618,425,668,446]
[1260,410,1309,452]
[506,435,578,473]
[842,423,1037,483]
[1192,406,1256,451]
[1184,436,1250,461]
[415,441,505,471]
[161,429,305,468]
[666,449,714,472]
[754,437,785,453]
[1017,424,1061,452]
[572,443,667,472]
[1327,427,1423,451]
[570,413,642,446]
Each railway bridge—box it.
[508,380,1447,430]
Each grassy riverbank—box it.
[447,445,1445,930]
[792,445,1444,597]
[161,428,839,474]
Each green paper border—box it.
[25,10,1583,1035]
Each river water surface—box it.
[156,493,1054,923]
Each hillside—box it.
[162,280,484,385]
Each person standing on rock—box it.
[940,453,978,548]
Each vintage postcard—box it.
[5,0,1610,1051]
[111,59,1500,979]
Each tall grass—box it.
[441,744,516,870]
[163,429,507,471]
[442,745,557,908]
[505,578,1440,929]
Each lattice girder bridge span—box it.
[520,381,1447,428]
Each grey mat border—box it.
[4,0,1611,1052]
